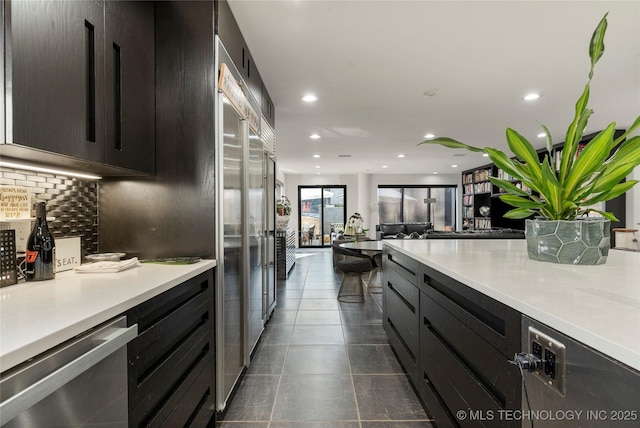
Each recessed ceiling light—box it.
[433,171,439,174]
[482,153,489,157]
[382,165,388,168]
[524,93,540,101]
[451,164,458,168]
[312,154,321,158]
[315,165,321,169]
[537,133,546,138]
[397,154,406,158]
[309,133,321,139]
[424,133,435,139]
[302,94,318,103]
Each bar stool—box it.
[333,243,373,303]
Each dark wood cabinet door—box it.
[104,1,155,174]
[9,0,105,162]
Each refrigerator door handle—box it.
[0,322,138,425]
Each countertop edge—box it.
[0,259,216,372]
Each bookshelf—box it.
[462,165,493,230]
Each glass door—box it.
[298,186,346,248]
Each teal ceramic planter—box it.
[525,219,611,265]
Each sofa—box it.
[376,222,433,239]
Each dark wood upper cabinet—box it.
[8,0,106,163]
[104,1,155,174]
[4,0,155,175]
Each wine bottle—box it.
[25,202,56,281]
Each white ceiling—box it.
[228,0,640,176]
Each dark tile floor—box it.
[217,248,433,427]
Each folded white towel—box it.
[74,257,140,273]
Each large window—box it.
[378,185,457,230]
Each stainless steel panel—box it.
[0,317,136,427]
[520,316,640,428]
[216,94,245,410]
[247,130,264,357]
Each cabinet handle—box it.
[85,20,96,143]
[113,43,122,151]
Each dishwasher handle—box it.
[0,323,138,425]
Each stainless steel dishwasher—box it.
[0,316,137,427]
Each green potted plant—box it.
[420,13,640,265]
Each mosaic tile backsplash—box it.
[0,166,99,257]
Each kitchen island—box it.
[382,239,639,427]
[0,259,216,372]
[384,239,639,369]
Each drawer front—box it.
[421,326,518,428]
[156,359,214,428]
[383,247,419,283]
[419,264,521,358]
[414,369,460,428]
[128,290,210,377]
[421,291,521,411]
[126,269,214,427]
[383,267,419,362]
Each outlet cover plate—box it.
[528,326,567,396]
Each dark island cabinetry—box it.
[383,248,522,427]
[3,0,155,175]
[125,269,215,427]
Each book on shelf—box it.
[474,181,492,193]
[463,195,473,206]
[474,218,492,230]
[464,184,474,194]
[473,169,490,182]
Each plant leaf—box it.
[505,129,542,181]
[589,13,608,79]
[591,162,638,194]
[613,115,640,148]
[563,124,616,197]
[418,137,485,153]
[609,135,640,162]
[582,210,618,222]
[560,85,591,182]
[582,180,639,205]
[499,194,542,209]
[503,207,535,219]
[484,148,524,180]
[488,177,530,196]
[539,156,563,216]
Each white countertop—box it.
[0,259,217,372]
[383,239,640,371]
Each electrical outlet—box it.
[532,340,542,360]
[544,348,556,379]
[528,326,566,396]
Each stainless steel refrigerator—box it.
[215,38,275,412]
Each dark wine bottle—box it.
[25,202,56,281]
